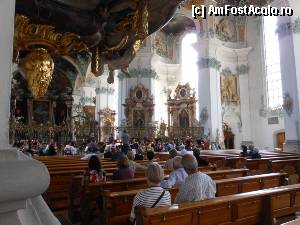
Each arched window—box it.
[181,33,198,91]
[263,16,283,109]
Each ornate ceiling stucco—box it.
[14,0,184,85]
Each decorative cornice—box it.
[95,86,115,95]
[117,68,159,80]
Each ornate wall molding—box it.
[117,68,159,80]
[198,57,221,70]
[236,64,250,75]
[221,67,232,76]
[95,86,115,95]
[276,17,300,38]
[259,96,284,118]
[283,92,293,117]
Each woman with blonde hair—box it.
[129,163,171,224]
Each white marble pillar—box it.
[276,1,300,151]
[196,39,223,142]
[0,1,60,224]
[235,48,253,144]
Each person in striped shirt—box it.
[130,163,171,223]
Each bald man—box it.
[174,154,216,204]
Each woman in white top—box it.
[130,163,171,224]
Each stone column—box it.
[276,1,300,151]
[196,38,223,143]
[0,0,15,148]
[235,47,253,144]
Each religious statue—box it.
[159,120,167,137]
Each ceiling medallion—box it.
[22,48,54,99]
[13,14,88,62]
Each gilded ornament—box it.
[14,14,88,57]
[180,0,205,10]
[22,48,54,99]
[133,39,143,53]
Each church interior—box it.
[2,0,300,224]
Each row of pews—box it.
[34,149,300,225]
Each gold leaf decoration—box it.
[22,48,54,99]
[14,14,88,58]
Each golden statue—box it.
[22,48,54,99]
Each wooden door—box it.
[277,132,285,150]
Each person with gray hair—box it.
[164,148,178,170]
[130,163,171,224]
[161,156,188,189]
[127,150,146,172]
[175,154,216,204]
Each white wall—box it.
[247,16,285,149]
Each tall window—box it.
[263,16,283,109]
[182,33,198,91]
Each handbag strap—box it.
[151,190,165,208]
[132,190,166,225]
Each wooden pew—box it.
[67,168,248,221]
[215,172,286,196]
[282,218,300,225]
[270,159,300,175]
[101,173,286,225]
[135,183,300,225]
[45,166,237,210]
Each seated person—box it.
[175,154,216,204]
[130,163,171,224]
[248,145,261,159]
[112,156,134,180]
[193,148,209,166]
[84,155,106,183]
[164,148,178,170]
[179,144,188,155]
[144,150,155,167]
[134,144,144,160]
[240,145,248,157]
[127,150,146,172]
[161,156,188,189]
[111,145,125,161]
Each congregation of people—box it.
[17,132,264,225]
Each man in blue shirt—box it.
[161,156,188,189]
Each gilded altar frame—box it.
[167,83,201,138]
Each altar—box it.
[167,83,201,138]
[122,84,156,139]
